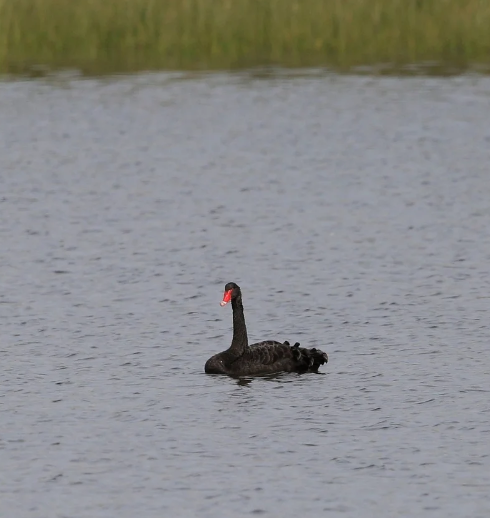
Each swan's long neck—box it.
[228,294,248,357]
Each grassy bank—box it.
[1,0,490,76]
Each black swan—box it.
[205,282,328,376]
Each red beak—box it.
[220,289,232,306]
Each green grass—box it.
[1,0,490,76]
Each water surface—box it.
[1,72,490,517]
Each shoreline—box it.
[2,0,490,76]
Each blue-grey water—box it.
[1,71,490,518]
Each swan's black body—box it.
[205,282,328,376]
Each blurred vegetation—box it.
[1,0,489,76]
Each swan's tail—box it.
[289,342,329,372]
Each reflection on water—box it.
[1,72,490,518]
[233,372,308,386]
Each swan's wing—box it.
[245,340,328,372]
[245,340,294,366]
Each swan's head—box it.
[220,282,240,306]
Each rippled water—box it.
[1,72,490,517]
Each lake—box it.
[1,71,490,517]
